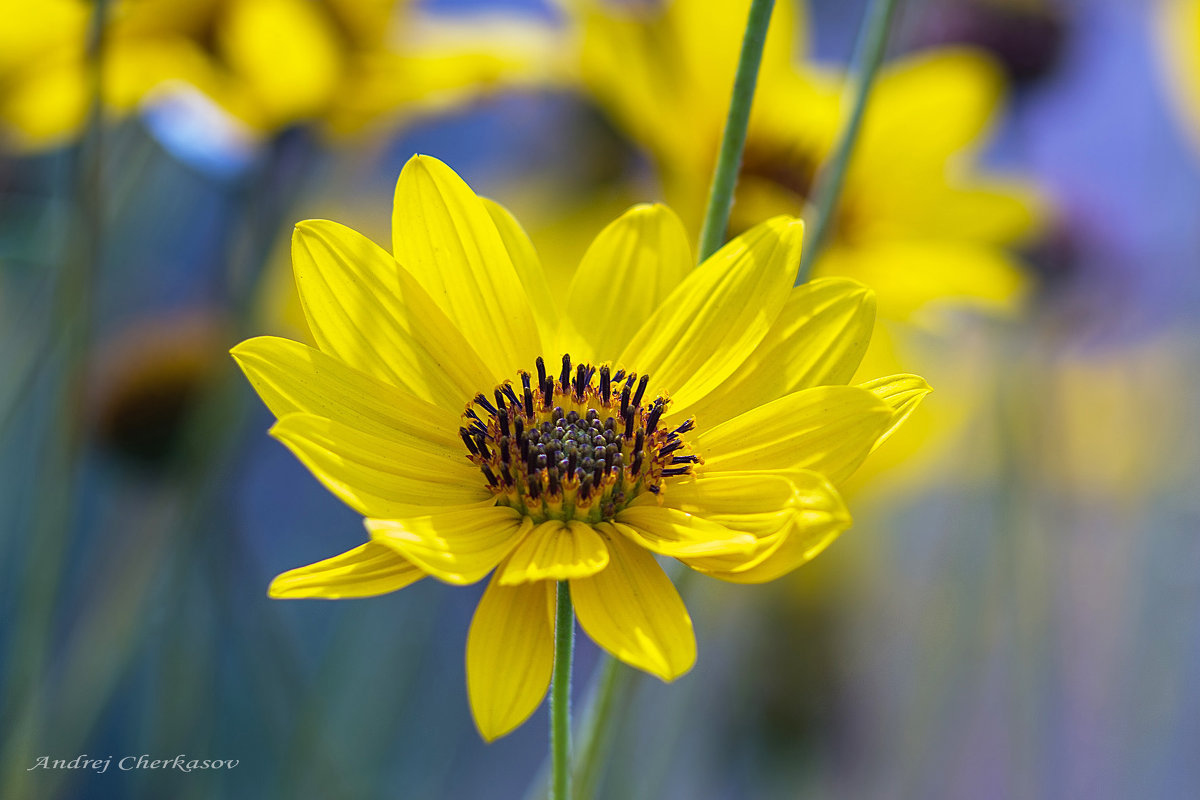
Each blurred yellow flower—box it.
[575,0,1043,323]
[232,155,929,740]
[0,0,557,149]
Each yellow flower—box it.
[231,155,930,740]
[0,0,556,149]
[573,0,1043,323]
[1159,0,1200,155]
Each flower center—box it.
[459,354,699,523]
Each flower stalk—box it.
[572,654,628,799]
[696,0,777,262]
[564,2,781,794]
[551,581,575,800]
[797,0,900,279]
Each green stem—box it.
[696,0,776,261]
[796,0,899,280]
[560,7,781,793]
[572,656,628,800]
[550,581,575,800]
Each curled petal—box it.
[268,542,425,599]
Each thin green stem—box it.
[696,0,776,261]
[560,7,781,792]
[551,581,575,800]
[572,656,629,800]
[797,0,900,280]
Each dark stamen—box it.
[522,372,534,417]
[474,393,498,416]
[460,429,479,455]
[599,365,611,404]
[633,375,649,406]
[481,465,499,487]
[536,356,547,390]
[574,364,587,401]
[559,354,571,393]
[645,404,664,435]
[503,384,521,408]
[673,419,695,435]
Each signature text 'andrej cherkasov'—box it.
[28,754,239,773]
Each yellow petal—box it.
[855,48,1004,172]
[685,278,876,425]
[365,507,529,586]
[620,216,804,414]
[0,56,88,149]
[698,385,892,483]
[499,520,609,584]
[859,373,933,451]
[0,0,88,75]
[575,0,803,176]
[391,155,542,376]
[268,541,424,599]
[668,0,804,82]
[291,218,495,410]
[323,0,402,48]
[269,413,489,518]
[562,203,692,363]
[231,335,461,451]
[329,18,564,133]
[608,508,755,557]
[482,197,559,341]
[1159,0,1200,153]
[816,240,1030,323]
[217,0,344,128]
[866,178,1045,245]
[571,531,695,681]
[105,37,225,113]
[467,573,555,741]
[674,469,851,583]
